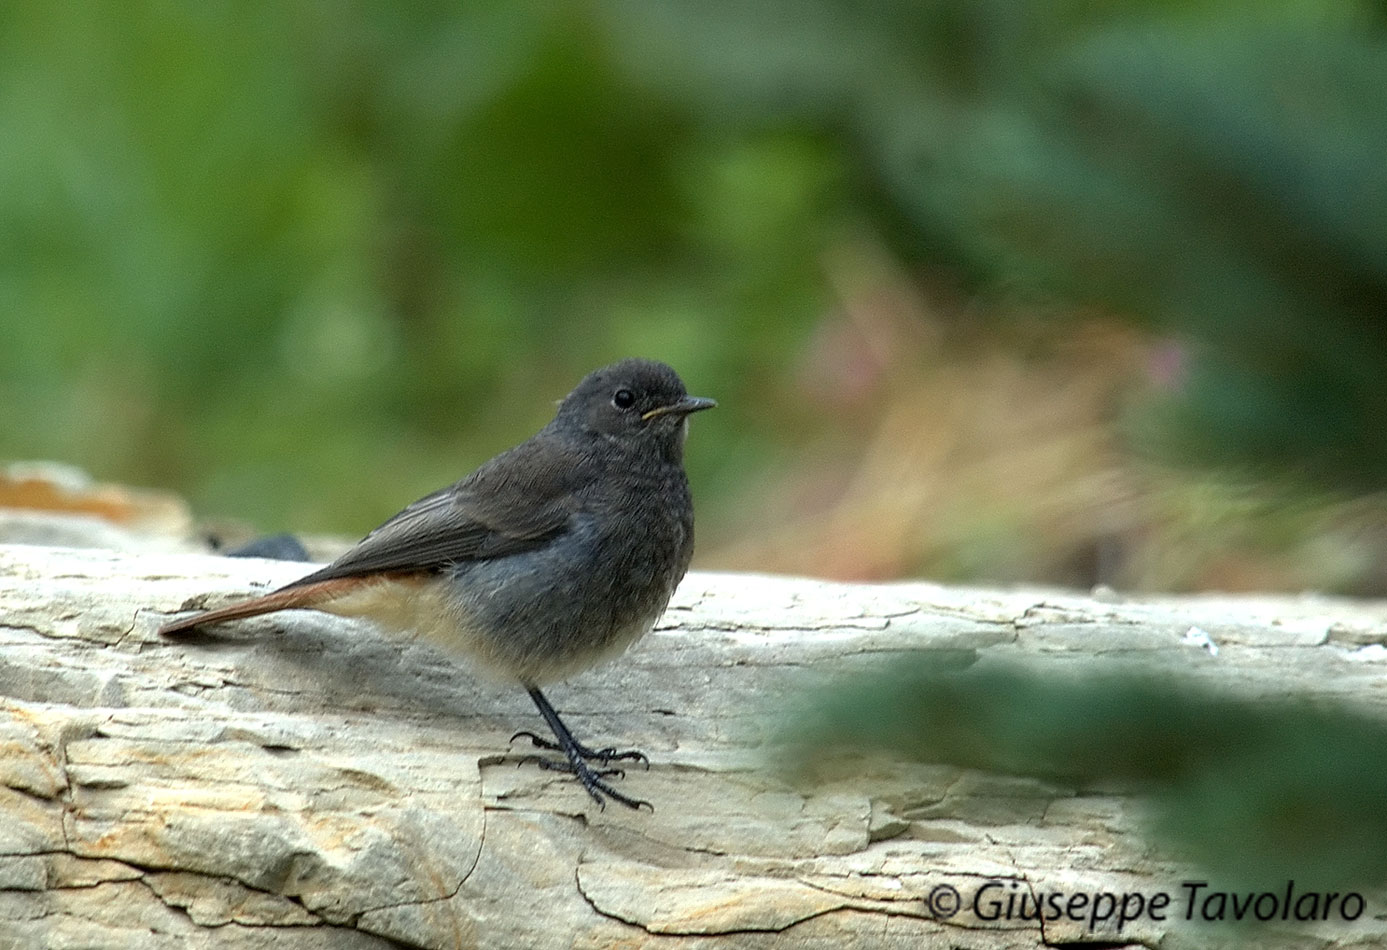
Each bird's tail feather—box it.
[157,579,353,636]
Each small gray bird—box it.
[160,358,715,809]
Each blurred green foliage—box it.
[1,1,1385,561]
[792,658,1387,891]
[616,0,1387,487]
[0,2,839,532]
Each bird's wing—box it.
[280,437,586,590]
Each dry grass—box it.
[705,241,1387,594]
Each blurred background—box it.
[2,0,1386,593]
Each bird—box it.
[159,358,715,809]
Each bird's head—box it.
[555,358,715,460]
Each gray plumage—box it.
[160,358,715,808]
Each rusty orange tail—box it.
[158,579,360,636]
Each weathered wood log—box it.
[2,541,1386,949]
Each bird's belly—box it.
[319,540,680,686]
[444,545,678,685]
[316,575,483,651]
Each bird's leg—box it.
[511,688,649,767]
[514,686,652,811]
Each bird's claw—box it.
[509,730,649,769]
[571,760,652,812]
[534,757,625,782]
[509,736,653,811]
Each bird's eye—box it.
[612,388,636,410]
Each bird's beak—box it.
[642,396,717,421]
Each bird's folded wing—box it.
[279,439,584,590]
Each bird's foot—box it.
[510,730,649,768]
[531,755,653,811]
[515,687,654,810]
